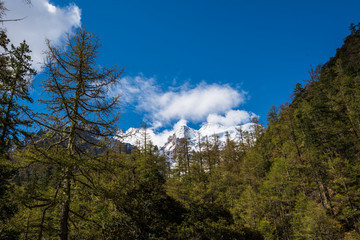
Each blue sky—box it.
[5,0,360,132]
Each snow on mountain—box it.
[172,119,196,139]
[117,119,256,160]
[116,127,173,149]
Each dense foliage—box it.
[1,2,360,239]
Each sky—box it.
[3,0,360,139]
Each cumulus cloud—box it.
[150,128,174,147]
[114,75,247,125]
[207,110,256,127]
[3,0,81,70]
[156,83,243,122]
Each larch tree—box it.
[23,28,122,239]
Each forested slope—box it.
[232,27,360,239]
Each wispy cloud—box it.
[114,75,247,126]
[3,0,81,70]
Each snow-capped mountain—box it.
[117,120,255,160]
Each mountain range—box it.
[118,120,255,160]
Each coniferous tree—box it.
[19,29,122,239]
[0,3,35,237]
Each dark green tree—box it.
[0,2,35,237]
[0,37,35,153]
[104,150,185,240]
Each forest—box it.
[1,1,360,239]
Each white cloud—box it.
[207,110,256,127]
[115,75,159,106]
[150,128,173,147]
[156,83,243,122]
[115,75,247,125]
[173,119,188,130]
[45,2,56,14]
[3,0,81,70]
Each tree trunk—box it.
[60,171,71,240]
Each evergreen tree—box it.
[0,3,35,237]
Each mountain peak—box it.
[173,124,195,139]
[119,121,256,161]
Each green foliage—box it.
[177,203,263,240]
[0,4,35,237]
[104,168,185,239]
[224,30,360,239]
[0,35,35,153]
[291,194,342,239]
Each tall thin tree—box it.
[35,29,122,239]
[0,2,35,237]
